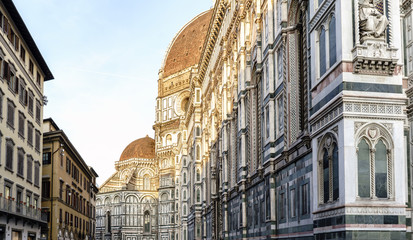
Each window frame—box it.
[355,124,394,200]
[317,132,339,205]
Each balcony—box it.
[0,196,48,223]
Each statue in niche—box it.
[359,0,389,42]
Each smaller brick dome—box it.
[119,135,155,161]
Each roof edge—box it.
[2,0,54,81]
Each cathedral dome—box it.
[161,9,213,78]
[119,135,155,161]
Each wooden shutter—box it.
[3,61,9,82]
[2,18,7,33]
[14,36,19,51]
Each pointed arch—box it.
[317,132,339,204]
[355,123,394,199]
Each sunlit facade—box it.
[154,0,413,239]
[0,0,53,240]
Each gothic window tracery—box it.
[316,13,337,79]
[318,132,339,204]
[144,174,150,190]
[144,211,151,233]
[356,124,393,199]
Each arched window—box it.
[183,190,186,200]
[318,133,339,204]
[196,169,201,182]
[357,125,393,199]
[358,139,370,198]
[105,211,111,233]
[144,175,150,190]
[319,26,326,77]
[166,134,172,145]
[144,211,150,233]
[196,189,201,203]
[328,15,336,66]
[196,145,201,160]
[196,126,201,137]
[183,172,186,184]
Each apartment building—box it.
[0,0,53,239]
[42,118,98,240]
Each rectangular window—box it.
[27,155,33,183]
[28,90,34,116]
[301,183,309,215]
[17,148,24,177]
[20,45,26,63]
[277,48,283,85]
[43,152,51,165]
[0,90,3,118]
[19,79,26,105]
[2,62,9,87]
[319,28,326,77]
[16,189,22,212]
[34,162,40,186]
[35,130,41,152]
[290,188,296,218]
[277,95,284,134]
[265,61,269,91]
[265,106,270,139]
[36,71,41,85]
[66,157,71,174]
[35,100,41,124]
[8,71,18,94]
[27,122,33,146]
[59,181,64,200]
[18,112,25,138]
[7,99,15,129]
[5,139,14,171]
[29,60,34,74]
[26,192,31,206]
[66,186,71,204]
[196,89,201,102]
[280,192,286,220]
[264,12,269,44]
[41,180,50,198]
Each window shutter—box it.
[14,76,19,94]
[3,62,8,81]
[14,36,19,51]
[7,25,12,41]
[3,18,7,33]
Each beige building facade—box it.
[0,0,53,239]
[42,118,99,240]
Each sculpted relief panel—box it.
[359,0,389,42]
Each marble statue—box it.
[359,0,389,41]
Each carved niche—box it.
[352,0,398,75]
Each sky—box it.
[13,0,213,185]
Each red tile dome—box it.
[119,135,155,161]
[162,9,213,78]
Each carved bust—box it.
[359,0,389,42]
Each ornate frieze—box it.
[352,40,398,75]
[314,206,406,220]
[344,102,403,116]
